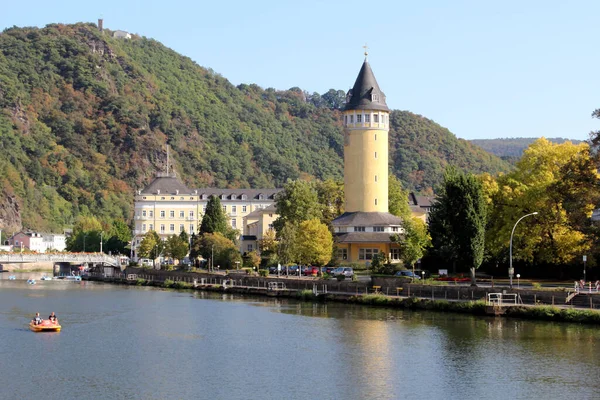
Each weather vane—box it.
[363,43,369,59]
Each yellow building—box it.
[240,204,278,254]
[132,172,281,260]
[332,55,403,264]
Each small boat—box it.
[27,279,36,285]
[41,276,52,281]
[29,320,61,332]
[8,275,16,280]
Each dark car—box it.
[394,270,421,280]
[323,266,335,275]
[268,266,278,274]
[288,265,300,275]
[303,266,319,276]
[413,269,431,279]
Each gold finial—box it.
[363,43,369,60]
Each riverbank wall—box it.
[85,268,600,324]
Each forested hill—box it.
[470,137,583,162]
[0,23,511,232]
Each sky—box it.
[1,0,599,140]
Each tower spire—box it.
[363,43,369,60]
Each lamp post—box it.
[83,234,87,253]
[100,232,103,254]
[583,255,587,282]
[211,244,214,272]
[509,212,538,288]
[516,274,520,289]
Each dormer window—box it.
[231,194,237,200]
[372,93,379,102]
[221,194,227,200]
[241,194,247,200]
[201,194,208,200]
[258,194,264,200]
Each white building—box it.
[113,30,132,39]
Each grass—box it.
[298,289,317,300]
[505,305,600,324]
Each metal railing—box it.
[487,293,520,306]
[574,281,600,294]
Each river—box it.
[0,275,598,399]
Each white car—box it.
[333,267,354,277]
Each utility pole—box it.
[100,232,103,254]
[211,244,214,272]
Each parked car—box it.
[303,266,319,276]
[413,269,431,279]
[288,265,300,275]
[268,266,278,274]
[332,267,354,277]
[322,266,335,275]
[394,270,421,280]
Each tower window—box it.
[372,93,379,102]
[375,175,378,182]
[356,114,362,123]
[375,199,378,206]
[374,133,377,141]
[374,114,379,123]
[365,114,370,123]
[374,152,377,159]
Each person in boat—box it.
[48,312,58,325]
[32,312,42,325]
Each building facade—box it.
[240,204,277,254]
[131,172,281,260]
[7,232,66,252]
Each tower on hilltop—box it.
[342,53,390,213]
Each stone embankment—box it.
[84,268,600,324]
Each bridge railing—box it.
[0,253,120,266]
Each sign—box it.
[438,269,448,276]
[277,263,281,271]
[583,255,587,262]
[508,267,514,277]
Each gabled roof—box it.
[195,188,281,200]
[332,212,402,227]
[141,174,191,195]
[344,60,389,112]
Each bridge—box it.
[0,253,120,266]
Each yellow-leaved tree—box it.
[295,219,333,266]
[485,138,600,266]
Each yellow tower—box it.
[342,54,390,213]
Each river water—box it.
[1,275,599,400]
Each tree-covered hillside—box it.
[0,23,511,232]
[470,137,583,162]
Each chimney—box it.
[98,19,103,32]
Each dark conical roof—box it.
[344,59,389,112]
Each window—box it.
[356,114,362,123]
[189,211,194,218]
[169,210,175,218]
[190,224,194,233]
[375,198,378,206]
[161,197,165,200]
[142,224,147,231]
[242,205,247,213]
[268,223,273,230]
[231,194,237,200]
[149,211,154,218]
[149,224,154,231]
[391,248,400,260]
[142,210,147,217]
[232,206,237,213]
[359,248,379,260]
[364,114,370,123]
[160,224,165,233]
[179,224,184,232]
[160,211,165,218]
[374,152,377,159]
[374,114,379,123]
[203,206,207,213]
[344,115,348,125]
[169,224,175,232]
[372,93,379,102]
[143,197,147,200]
[392,227,399,232]
[258,194,264,200]
[337,248,348,260]
[180,197,184,200]
[375,175,378,182]
[222,205,227,212]
[349,115,354,123]
[241,195,247,200]
[269,213,273,217]
[354,226,366,232]
[171,197,175,200]
[247,244,253,252]
[221,194,227,200]
[179,211,184,218]
[374,133,377,141]
[231,219,237,228]
[373,226,384,232]
[254,206,259,210]
[201,194,208,200]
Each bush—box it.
[163,279,174,288]
[336,274,346,282]
[173,281,192,289]
[298,289,317,300]
[321,273,331,280]
[258,269,268,277]
[532,282,542,290]
[135,278,146,286]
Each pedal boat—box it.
[30,320,61,332]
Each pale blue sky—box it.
[2,0,598,140]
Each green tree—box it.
[273,180,322,233]
[277,222,299,265]
[388,174,411,219]
[392,217,431,271]
[316,179,344,226]
[295,219,333,266]
[164,234,188,263]
[244,250,261,270]
[428,167,486,285]
[138,230,164,267]
[258,229,278,257]
[192,232,241,269]
[200,196,228,236]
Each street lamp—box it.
[516,274,520,289]
[100,232,103,254]
[509,212,538,288]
